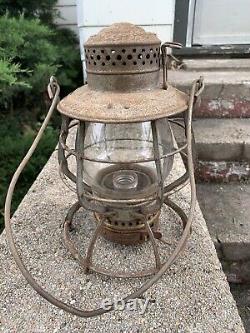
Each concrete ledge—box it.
[0,132,245,332]
[197,183,250,281]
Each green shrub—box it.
[0,0,58,24]
[0,15,57,108]
[0,6,82,233]
[0,59,30,108]
[0,15,82,112]
[51,27,82,96]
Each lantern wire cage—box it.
[5,23,204,318]
[59,81,204,280]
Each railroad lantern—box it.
[5,23,204,317]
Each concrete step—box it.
[192,119,250,182]
[193,118,250,161]
[168,60,250,118]
[197,183,250,282]
[230,284,250,333]
[183,59,250,72]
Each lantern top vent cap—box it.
[85,22,161,47]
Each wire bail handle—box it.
[4,76,201,318]
[193,76,204,107]
[47,76,59,100]
[161,42,182,90]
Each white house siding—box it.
[55,0,78,35]
[76,0,176,68]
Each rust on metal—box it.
[94,211,160,246]
[85,22,160,46]
[58,84,188,123]
[58,76,204,281]
[63,197,189,278]
[57,23,188,122]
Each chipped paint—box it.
[196,161,250,182]
[194,98,250,118]
[207,100,221,111]
[221,100,234,110]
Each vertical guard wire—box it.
[151,120,164,207]
[75,121,105,214]
[58,115,77,183]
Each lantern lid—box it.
[57,23,188,123]
[85,22,160,46]
[57,84,188,123]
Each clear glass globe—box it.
[82,119,174,199]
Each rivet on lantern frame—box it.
[5,23,204,317]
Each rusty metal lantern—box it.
[5,23,204,317]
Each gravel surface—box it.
[0,131,245,333]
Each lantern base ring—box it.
[63,198,189,279]
[94,210,161,246]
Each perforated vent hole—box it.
[85,46,159,68]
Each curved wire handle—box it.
[161,42,182,90]
[5,76,203,318]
